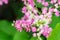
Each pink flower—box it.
[22,6,27,13]
[0,0,8,5]
[42,2,49,6]
[50,0,57,4]
[54,9,60,16]
[15,20,20,28]
[0,1,3,5]
[32,9,38,14]
[15,17,34,32]
[25,27,31,32]
[49,8,54,12]
[58,0,60,5]
[31,27,37,32]
[2,0,8,4]
[55,11,60,16]
[24,11,31,18]
[15,20,22,32]
[50,1,54,4]
[41,25,52,38]
[48,14,52,18]
[42,7,47,14]
[28,0,35,7]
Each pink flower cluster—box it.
[37,0,60,16]
[0,0,8,5]
[14,0,60,39]
[41,25,52,38]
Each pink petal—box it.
[2,0,8,4]
[58,0,60,5]
[0,1,3,5]
[31,27,36,32]
[55,12,59,16]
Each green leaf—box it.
[49,15,60,28]
[30,36,46,40]
[34,0,43,8]
[57,6,60,11]
[45,0,50,2]
[0,30,12,40]
[40,35,47,40]
[30,37,38,40]
[47,23,60,40]
[0,20,16,36]
[48,3,54,8]
[36,3,43,8]
[13,30,29,40]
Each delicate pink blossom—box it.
[49,8,54,12]
[42,7,48,14]
[54,9,60,16]
[15,20,22,32]
[42,2,49,6]
[55,11,60,16]
[31,27,36,32]
[22,6,27,13]
[28,0,35,7]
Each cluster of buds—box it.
[14,0,60,39]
